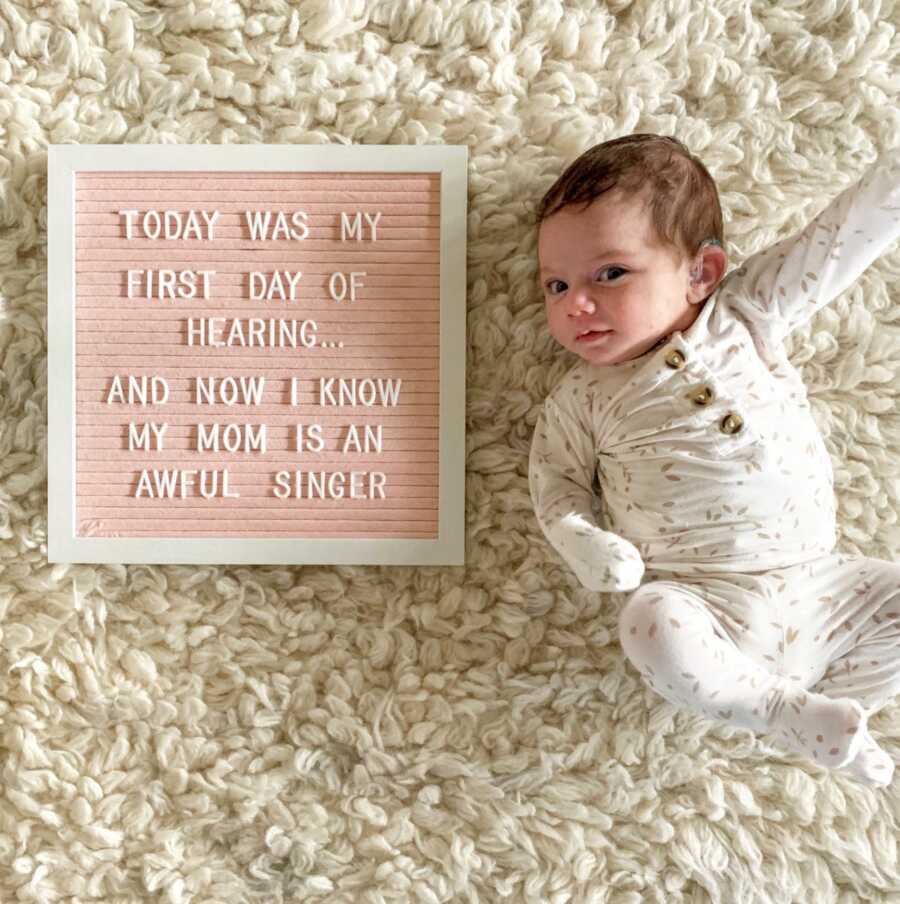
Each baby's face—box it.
[538,189,704,366]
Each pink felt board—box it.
[73,171,440,539]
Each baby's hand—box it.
[592,532,646,591]
[549,515,645,592]
[575,532,645,592]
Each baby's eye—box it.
[545,279,567,295]
[597,266,627,282]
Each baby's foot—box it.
[837,733,895,787]
[769,688,867,770]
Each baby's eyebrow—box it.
[589,247,634,259]
[540,248,637,275]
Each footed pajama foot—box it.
[837,730,895,787]
[770,690,868,770]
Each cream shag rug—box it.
[2,1,900,901]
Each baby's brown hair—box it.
[536,133,724,265]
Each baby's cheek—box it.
[546,317,571,347]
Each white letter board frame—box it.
[47,143,467,565]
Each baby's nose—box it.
[567,288,595,315]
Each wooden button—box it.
[691,386,714,406]
[665,349,686,369]
[720,413,744,435]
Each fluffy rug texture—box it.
[2,0,900,901]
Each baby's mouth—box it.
[575,328,613,342]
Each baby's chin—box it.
[574,346,624,366]
[591,331,675,364]
[567,335,625,365]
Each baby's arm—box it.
[720,146,900,345]
[529,395,644,592]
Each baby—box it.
[529,133,900,786]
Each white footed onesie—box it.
[529,148,900,786]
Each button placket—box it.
[661,344,756,451]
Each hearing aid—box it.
[691,239,721,282]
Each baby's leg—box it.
[774,554,900,786]
[619,581,869,772]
